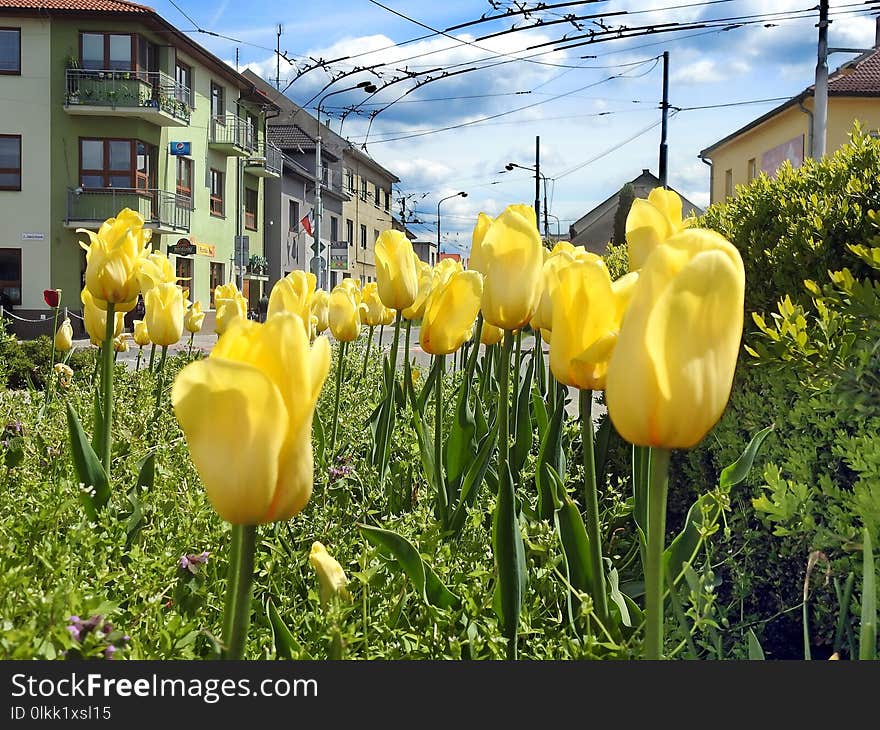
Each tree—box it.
[612,183,635,246]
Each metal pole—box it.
[534,135,541,225]
[236,157,243,291]
[314,120,324,289]
[542,176,549,239]
[437,199,442,254]
[275,24,282,91]
[813,0,829,159]
[659,50,670,187]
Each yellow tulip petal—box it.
[625,198,673,271]
[420,270,483,355]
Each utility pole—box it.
[813,0,829,159]
[534,135,541,226]
[313,131,324,289]
[276,24,283,91]
[235,47,239,72]
[542,177,549,240]
[659,50,670,187]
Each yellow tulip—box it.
[145,283,184,347]
[433,257,462,287]
[54,317,73,352]
[625,187,690,271]
[549,257,625,391]
[171,313,330,524]
[380,306,395,326]
[359,282,385,327]
[81,288,124,346]
[481,321,504,346]
[480,204,543,330]
[311,289,330,333]
[184,301,205,334]
[77,208,151,311]
[112,334,130,353]
[133,319,151,347]
[467,212,494,275]
[374,229,419,310]
[54,362,73,389]
[214,282,247,336]
[420,270,483,355]
[328,283,361,342]
[402,260,434,320]
[267,270,316,331]
[137,251,177,293]
[605,228,745,449]
[309,541,350,606]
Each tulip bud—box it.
[375,229,419,310]
[310,289,330,333]
[214,283,247,336]
[359,282,385,327]
[267,270,316,334]
[467,213,494,275]
[184,301,206,334]
[606,228,745,449]
[328,284,361,342]
[137,251,177,293]
[81,288,124,346]
[420,271,483,355]
[625,187,691,271]
[309,541,351,606]
[145,283,184,347]
[132,319,151,347]
[54,318,74,352]
[171,313,331,524]
[54,362,74,389]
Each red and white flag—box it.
[300,210,314,236]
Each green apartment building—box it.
[0,0,281,333]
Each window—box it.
[80,32,133,71]
[747,158,756,181]
[373,229,380,245]
[345,168,354,192]
[360,224,367,249]
[210,168,224,216]
[176,156,193,204]
[209,262,224,307]
[0,28,20,74]
[0,248,20,305]
[288,200,300,231]
[175,255,192,287]
[383,189,390,211]
[79,138,153,189]
[175,60,193,107]
[0,135,21,190]
[724,168,733,198]
[210,82,224,122]
[360,178,367,201]
[346,218,353,245]
[245,187,258,230]
[330,216,338,243]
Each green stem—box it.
[389,312,402,384]
[580,388,609,628]
[500,334,512,465]
[362,326,374,380]
[100,302,115,478]
[148,343,156,372]
[512,331,522,432]
[645,447,672,660]
[329,341,346,456]
[435,354,446,525]
[45,304,60,407]
[152,346,168,423]
[222,523,257,660]
[136,346,142,372]
[188,331,194,358]
[534,329,545,395]
[92,347,100,382]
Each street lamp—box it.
[501,161,552,238]
[437,191,467,256]
[313,80,377,289]
[545,212,562,240]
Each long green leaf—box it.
[445,376,477,489]
[446,420,499,537]
[266,598,305,659]
[719,425,774,489]
[91,386,103,456]
[313,407,326,467]
[66,402,110,519]
[492,463,526,650]
[417,356,442,415]
[860,527,876,660]
[531,389,549,439]
[511,355,535,474]
[663,492,723,587]
[135,452,155,491]
[593,414,612,487]
[747,629,766,660]
[535,396,565,520]
[359,524,459,609]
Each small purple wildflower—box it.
[104,645,116,660]
[179,551,210,574]
[328,464,354,483]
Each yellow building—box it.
[700,36,880,204]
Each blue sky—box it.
[151,1,879,254]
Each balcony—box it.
[244,141,282,178]
[209,115,257,156]
[65,187,191,235]
[64,69,192,127]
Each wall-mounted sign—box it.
[169,141,191,156]
[761,135,804,177]
[168,238,197,256]
[330,241,349,271]
[196,242,215,257]
[21,232,45,240]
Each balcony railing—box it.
[244,141,282,177]
[209,114,258,153]
[65,187,191,234]
[64,68,193,124]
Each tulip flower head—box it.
[625,187,691,272]
[214,283,247,336]
[309,541,351,606]
[420,270,484,355]
[267,270,316,332]
[112,334,130,353]
[54,363,74,389]
[171,313,331,524]
[43,289,61,308]
[54,317,74,352]
[78,208,152,312]
[145,283,184,347]
[137,251,177,293]
[374,229,419,310]
[479,204,544,330]
[328,283,361,342]
[606,228,745,449]
[184,300,206,334]
[480,321,504,346]
[380,306,396,326]
[359,282,385,327]
[530,246,603,333]
[81,288,124,346]
[310,289,330,334]
[467,212,494,275]
[402,260,434,320]
[133,319,151,347]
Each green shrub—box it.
[0,333,94,391]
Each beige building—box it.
[700,22,880,204]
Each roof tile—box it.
[0,1,151,11]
